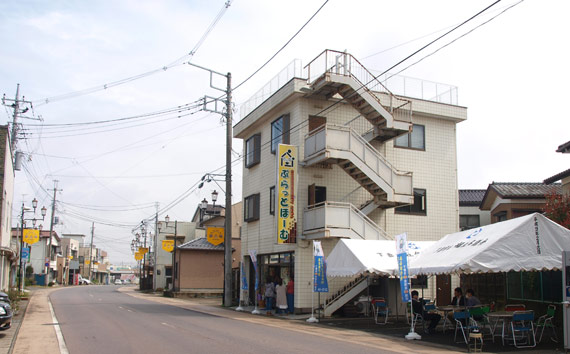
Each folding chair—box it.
[373,300,389,325]
[454,310,474,344]
[469,306,492,341]
[505,304,526,311]
[535,304,558,343]
[510,310,536,348]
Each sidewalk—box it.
[11,287,62,354]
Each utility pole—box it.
[153,203,159,291]
[46,180,62,283]
[2,84,39,160]
[89,222,94,281]
[172,220,178,292]
[188,62,233,307]
[224,73,233,308]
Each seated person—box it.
[465,289,481,307]
[412,290,441,334]
[451,287,465,306]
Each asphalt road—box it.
[50,286,413,354]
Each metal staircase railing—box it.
[304,124,413,206]
[305,49,412,125]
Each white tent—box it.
[327,239,435,277]
[409,213,570,276]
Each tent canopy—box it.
[410,213,570,276]
[327,239,435,277]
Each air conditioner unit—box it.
[354,295,371,314]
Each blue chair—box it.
[454,310,477,344]
[510,311,536,348]
[373,301,389,325]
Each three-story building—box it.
[235,50,467,313]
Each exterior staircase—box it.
[305,50,412,142]
[323,275,369,317]
[304,125,413,208]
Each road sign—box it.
[207,226,224,246]
[134,252,143,261]
[23,229,40,244]
[162,240,174,253]
[138,247,149,255]
[22,247,30,261]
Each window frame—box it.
[244,193,260,222]
[269,186,275,215]
[395,188,427,215]
[394,124,425,151]
[270,114,290,154]
[460,214,481,231]
[245,134,261,168]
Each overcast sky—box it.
[1,0,568,264]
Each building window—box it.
[244,193,260,222]
[394,124,425,150]
[269,186,275,215]
[395,189,426,215]
[271,114,290,153]
[460,215,480,231]
[245,134,261,168]
[494,211,507,223]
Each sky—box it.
[1,0,568,264]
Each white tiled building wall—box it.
[238,78,466,311]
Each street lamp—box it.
[18,198,47,292]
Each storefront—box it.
[248,251,294,305]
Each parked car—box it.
[79,278,92,285]
[114,279,122,285]
[0,299,12,331]
[0,292,9,303]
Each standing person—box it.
[451,287,465,306]
[286,276,294,314]
[412,290,441,334]
[264,277,275,315]
[275,278,287,315]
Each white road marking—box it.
[161,322,176,329]
[48,299,69,354]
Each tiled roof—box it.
[556,140,570,153]
[178,237,224,251]
[544,168,570,184]
[459,189,486,206]
[489,182,561,198]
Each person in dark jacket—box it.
[451,287,465,306]
[412,290,441,333]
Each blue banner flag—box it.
[249,250,259,291]
[241,262,248,290]
[313,241,329,293]
[395,233,411,303]
[22,247,30,261]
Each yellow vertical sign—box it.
[162,240,174,253]
[23,229,40,244]
[277,144,297,244]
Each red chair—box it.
[505,304,526,312]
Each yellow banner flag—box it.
[138,247,149,255]
[207,226,224,246]
[85,260,91,265]
[162,240,174,253]
[134,252,143,261]
[23,229,40,245]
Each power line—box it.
[31,1,233,106]
[232,0,329,91]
